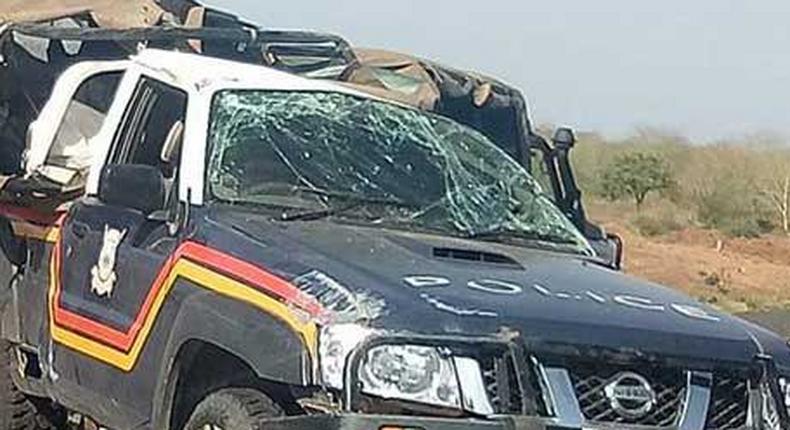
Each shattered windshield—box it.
[207,90,593,255]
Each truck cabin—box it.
[0,1,620,267]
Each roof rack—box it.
[5,23,357,75]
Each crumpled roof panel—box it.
[0,0,169,28]
[344,48,441,110]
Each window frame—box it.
[108,76,188,169]
[45,70,124,171]
[24,61,130,176]
[85,66,200,207]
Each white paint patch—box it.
[403,275,452,288]
[419,293,498,318]
[90,226,126,298]
[467,279,523,295]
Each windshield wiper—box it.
[279,188,413,222]
[466,228,582,248]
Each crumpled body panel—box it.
[0,0,167,28]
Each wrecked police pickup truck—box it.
[0,3,789,430]
[2,47,790,430]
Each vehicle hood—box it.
[207,210,790,366]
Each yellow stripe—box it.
[50,259,318,372]
[12,221,59,243]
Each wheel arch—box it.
[151,286,312,429]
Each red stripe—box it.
[182,244,323,314]
[52,238,323,352]
[0,203,62,226]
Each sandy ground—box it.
[588,204,790,335]
[588,205,790,318]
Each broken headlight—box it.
[775,377,790,427]
[318,324,495,415]
[358,345,461,409]
[319,323,376,389]
[762,379,788,430]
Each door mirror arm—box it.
[146,200,185,238]
[176,188,192,240]
[147,210,170,223]
[151,189,193,239]
[143,208,178,234]
[144,187,192,238]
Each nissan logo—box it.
[604,372,657,419]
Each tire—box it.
[183,388,284,430]
[0,341,62,429]
[0,217,25,268]
[0,218,23,310]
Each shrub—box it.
[599,153,674,210]
[694,174,774,237]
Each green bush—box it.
[599,153,674,210]
[569,128,790,238]
[694,174,774,237]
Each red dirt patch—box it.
[590,210,790,313]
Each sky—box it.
[207,0,790,143]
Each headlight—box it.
[358,345,461,409]
[772,377,790,429]
[319,323,376,389]
[318,324,495,415]
[779,377,790,414]
[762,379,786,430]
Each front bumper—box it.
[261,414,562,430]
[325,333,789,430]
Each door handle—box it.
[71,222,90,239]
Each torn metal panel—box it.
[0,0,171,28]
[343,48,441,110]
[6,25,356,75]
[345,48,532,164]
[344,48,515,112]
[8,24,253,43]
[347,48,516,113]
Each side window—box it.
[46,71,123,170]
[111,77,187,180]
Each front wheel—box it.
[183,388,284,430]
[0,341,63,429]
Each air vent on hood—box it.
[433,247,523,268]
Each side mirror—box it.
[99,164,165,215]
[588,233,624,270]
[552,127,576,150]
[605,233,624,270]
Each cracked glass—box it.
[207,90,592,255]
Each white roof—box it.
[132,48,370,98]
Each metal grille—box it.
[480,354,523,414]
[569,364,686,427]
[706,376,749,430]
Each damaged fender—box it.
[152,280,312,428]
